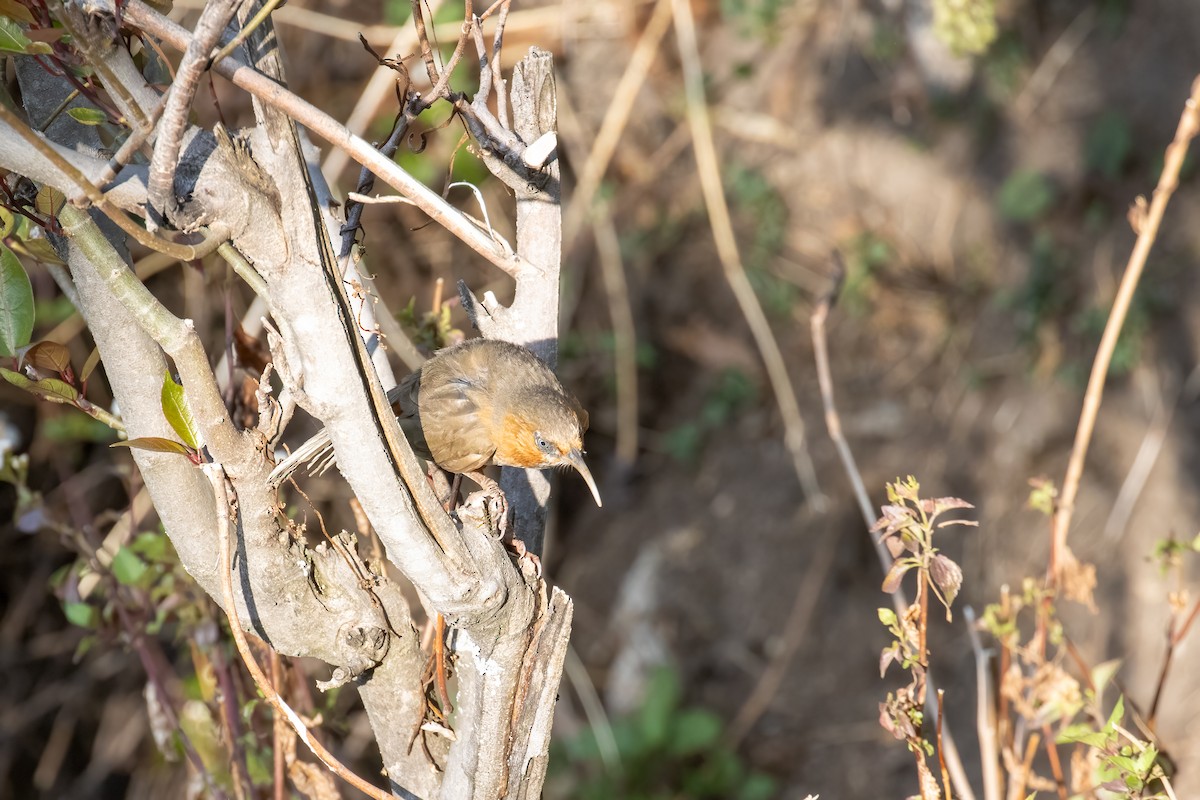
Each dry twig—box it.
[1050,75,1200,581]
[671,0,825,510]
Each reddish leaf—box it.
[24,340,72,375]
[233,325,271,375]
[111,437,192,456]
[881,559,912,594]
[930,554,963,609]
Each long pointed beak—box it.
[568,449,603,507]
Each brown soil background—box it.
[5,1,1200,798]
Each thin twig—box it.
[672,0,825,509]
[1148,595,1200,726]
[591,199,640,466]
[562,0,672,251]
[146,0,239,224]
[208,0,287,69]
[488,0,513,129]
[123,0,536,279]
[936,689,952,800]
[204,464,397,800]
[964,607,1002,800]
[811,262,976,800]
[1050,75,1200,582]
[0,102,226,260]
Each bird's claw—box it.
[506,537,542,580]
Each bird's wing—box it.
[418,359,496,474]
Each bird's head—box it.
[493,389,602,507]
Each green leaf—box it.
[160,372,200,450]
[667,708,722,756]
[0,16,50,54]
[63,601,98,628]
[1086,112,1132,179]
[737,772,778,800]
[638,667,681,748]
[0,242,34,356]
[80,346,101,382]
[111,545,149,586]
[1107,694,1126,729]
[130,531,172,563]
[111,436,192,456]
[0,367,79,403]
[997,170,1056,222]
[1090,659,1122,697]
[66,106,108,126]
[878,607,898,627]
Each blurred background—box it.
[4,0,1200,797]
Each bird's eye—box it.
[534,433,552,452]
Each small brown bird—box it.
[272,338,601,507]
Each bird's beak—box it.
[567,449,603,507]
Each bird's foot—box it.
[505,536,543,580]
[464,471,509,536]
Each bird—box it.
[271,338,602,509]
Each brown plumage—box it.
[400,338,600,506]
[272,339,601,507]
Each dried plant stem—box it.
[964,607,1002,800]
[936,689,952,800]
[591,201,639,465]
[205,465,395,800]
[1148,594,1200,725]
[671,0,824,509]
[1050,75,1200,579]
[811,271,975,800]
[562,0,673,250]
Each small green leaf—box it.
[0,367,79,403]
[667,708,722,755]
[130,531,172,563]
[66,106,108,126]
[0,242,34,356]
[63,601,98,628]
[160,372,200,450]
[1090,659,1122,697]
[1086,112,1132,179]
[0,207,14,238]
[0,16,50,54]
[878,607,898,627]
[80,346,101,382]
[638,667,681,747]
[1107,694,1126,729]
[111,436,192,456]
[997,170,1056,223]
[737,772,778,800]
[111,545,149,586]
